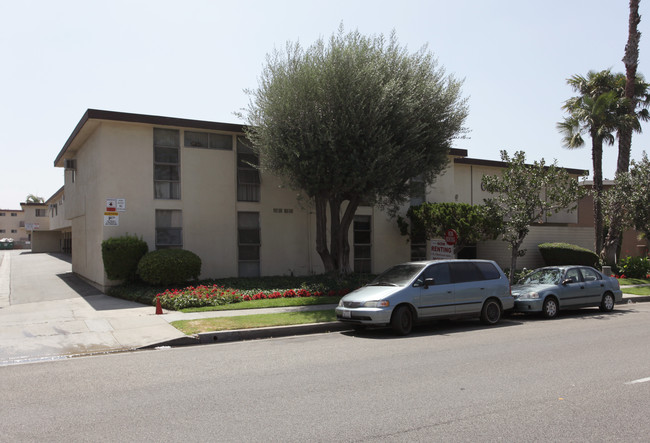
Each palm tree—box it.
[25,194,44,203]
[558,70,621,254]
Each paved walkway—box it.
[1,250,648,365]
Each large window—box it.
[184,131,233,150]
[238,212,260,277]
[354,215,372,273]
[155,210,182,249]
[154,128,181,199]
[237,138,260,202]
[35,209,47,217]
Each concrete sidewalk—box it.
[0,251,187,365]
[1,250,648,365]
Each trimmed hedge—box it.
[538,242,598,267]
[101,234,149,281]
[137,249,202,286]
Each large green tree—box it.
[240,27,468,273]
[482,151,587,284]
[604,152,650,242]
[557,70,621,254]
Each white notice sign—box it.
[430,239,454,260]
[116,198,126,211]
[104,214,119,226]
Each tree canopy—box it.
[482,151,587,283]
[240,26,468,273]
[398,202,502,256]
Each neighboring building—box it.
[20,202,50,248]
[53,109,591,291]
[26,187,73,254]
[0,208,27,247]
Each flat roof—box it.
[55,108,469,166]
[54,109,246,166]
[454,157,589,177]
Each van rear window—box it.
[475,262,501,280]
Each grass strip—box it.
[180,296,341,313]
[622,286,650,296]
[171,310,337,334]
[617,278,650,285]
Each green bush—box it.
[617,256,650,279]
[538,242,598,267]
[137,249,202,286]
[101,234,149,281]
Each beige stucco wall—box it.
[58,115,591,289]
[0,210,26,243]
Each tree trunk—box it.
[592,137,604,254]
[336,195,361,275]
[328,197,343,271]
[315,194,336,272]
[603,0,641,264]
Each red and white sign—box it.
[430,240,454,260]
[445,229,458,246]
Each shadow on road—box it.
[342,316,524,340]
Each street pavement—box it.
[1,250,648,366]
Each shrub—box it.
[538,242,598,267]
[101,234,149,281]
[137,249,202,286]
[617,256,650,279]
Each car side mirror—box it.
[424,278,435,289]
[562,278,572,286]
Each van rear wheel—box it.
[390,306,413,335]
[480,299,502,325]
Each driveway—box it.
[0,250,185,365]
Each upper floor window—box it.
[184,131,233,150]
[237,138,260,202]
[11,212,17,217]
[354,215,372,273]
[0,213,5,216]
[35,209,47,217]
[154,128,181,200]
[409,175,426,207]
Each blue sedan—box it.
[512,266,623,318]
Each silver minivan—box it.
[335,259,514,335]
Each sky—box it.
[1,0,649,209]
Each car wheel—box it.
[600,293,615,312]
[390,305,413,336]
[542,297,559,319]
[480,299,502,325]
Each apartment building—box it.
[53,109,592,291]
[0,209,26,246]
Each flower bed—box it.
[157,284,352,311]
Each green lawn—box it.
[618,278,650,286]
[171,310,337,334]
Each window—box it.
[449,262,485,283]
[154,128,181,200]
[238,212,260,277]
[419,263,451,286]
[0,229,5,233]
[11,212,17,217]
[237,138,260,202]
[580,267,601,282]
[0,213,5,216]
[11,229,17,233]
[184,131,233,150]
[475,262,501,280]
[35,209,47,217]
[354,215,372,273]
[155,210,182,249]
[409,175,426,207]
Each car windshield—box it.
[369,264,426,286]
[520,268,562,285]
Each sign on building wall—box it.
[104,213,119,226]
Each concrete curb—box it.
[146,321,352,348]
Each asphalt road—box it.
[2,303,649,442]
